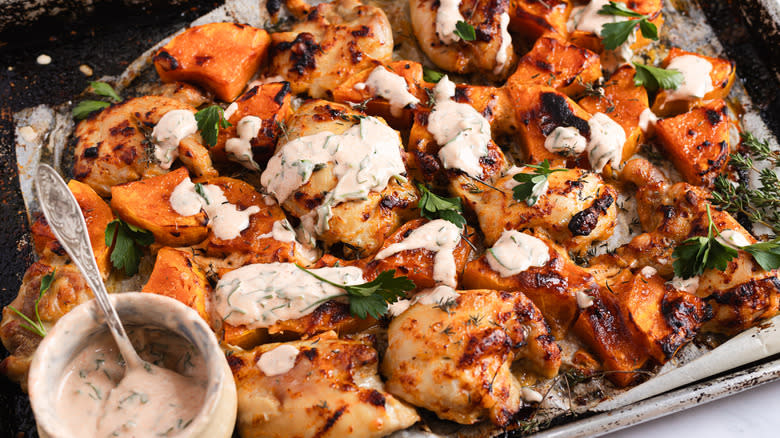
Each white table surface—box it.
[603,379,780,438]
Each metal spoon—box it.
[35,164,144,370]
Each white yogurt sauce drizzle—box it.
[494,12,512,74]
[436,0,465,44]
[569,0,635,72]
[664,55,714,103]
[257,345,300,376]
[587,112,626,172]
[257,219,296,242]
[427,76,492,179]
[55,328,206,438]
[544,126,588,156]
[214,262,364,328]
[169,177,260,240]
[669,275,700,294]
[225,116,262,170]
[716,229,750,249]
[374,219,461,287]
[640,266,658,278]
[223,102,238,120]
[576,291,595,309]
[638,108,659,134]
[413,285,460,306]
[486,230,551,277]
[260,116,406,236]
[151,110,198,169]
[355,66,420,117]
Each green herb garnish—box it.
[7,269,54,337]
[194,105,232,147]
[453,21,476,42]
[194,183,209,205]
[598,1,658,50]
[423,67,445,83]
[417,183,467,228]
[90,81,123,102]
[632,62,684,93]
[512,160,567,206]
[105,219,154,276]
[295,266,413,319]
[72,81,123,120]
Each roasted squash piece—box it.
[461,234,599,338]
[364,219,474,291]
[110,167,208,247]
[579,65,649,163]
[212,82,293,167]
[654,99,730,187]
[142,247,211,323]
[612,270,710,363]
[154,23,271,102]
[506,36,602,98]
[507,84,592,166]
[332,60,427,130]
[572,288,651,387]
[652,48,736,117]
[508,0,570,41]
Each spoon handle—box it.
[35,164,143,368]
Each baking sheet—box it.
[2,0,780,436]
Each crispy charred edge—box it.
[273,32,322,75]
[698,140,729,186]
[657,290,712,359]
[271,300,355,337]
[153,49,180,71]
[568,189,615,237]
[538,92,590,137]
[704,275,780,331]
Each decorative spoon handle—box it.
[35,164,143,369]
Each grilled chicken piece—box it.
[409,0,516,79]
[269,0,393,98]
[72,96,216,197]
[454,167,617,254]
[596,158,780,334]
[263,100,418,258]
[230,332,420,438]
[382,289,561,426]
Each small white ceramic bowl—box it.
[28,292,237,438]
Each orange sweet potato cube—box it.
[655,99,730,186]
[579,65,649,162]
[652,48,736,117]
[142,247,211,323]
[507,36,602,98]
[212,82,293,167]
[508,0,570,41]
[110,167,209,247]
[154,23,271,102]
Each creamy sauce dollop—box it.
[427,76,492,179]
[716,229,751,249]
[544,126,588,156]
[356,66,420,117]
[214,262,364,328]
[669,275,700,294]
[257,345,300,376]
[664,55,714,103]
[569,0,635,72]
[169,177,260,240]
[638,108,659,134]
[374,219,462,288]
[225,116,263,170]
[494,12,512,74]
[413,285,460,306]
[55,328,207,438]
[587,112,626,172]
[152,110,198,169]
[486,230,551,277]
[436,0,465,44]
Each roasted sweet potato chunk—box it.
[507,36,601,98]
[154,23,271,102]
[508,0,570,40]
[110,167,209,247]
[461,235,598,338]
[142,247,211,323]
[213,82,293,167]
[652,48,736,117]
[579,65,649,163]
[655,100,730,186]
[612,271,710,363]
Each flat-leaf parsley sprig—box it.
[598,1,659,50]
[105,219,155,277]
[632,62,684,93]
[417,183,467,228]
[512,160,567,206]
[7,269,55,337]
[672,204,780,278]
[194,105,232,147]
[453,21,476,42]
[72,81,124,120]
[295,265,414,319]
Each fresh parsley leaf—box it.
[633,62,684,92]
[90,81,123,102]
[194,105,232,147]
[194,183,210,205]
[598,2,658,50]
[417,183,466,228]
[423,68,445,83]
[511,160,566,206]
[72,100,111,120]
[672,205,739,278]
[742,239,780,271]
[295,266,414,319]
[105,219,154,276]
[453,21,476,42]
[8,269,54,337]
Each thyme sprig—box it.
[8,269,54,337]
